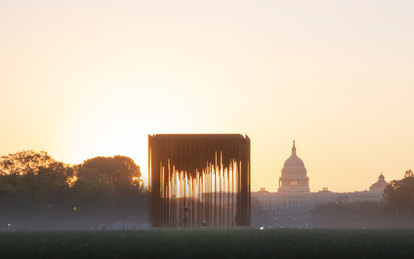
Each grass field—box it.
[1,229,414,258]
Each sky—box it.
[1,0,414,192]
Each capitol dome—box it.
[369,173,388,192]
[283,142,305,168]
[278,141,310,193]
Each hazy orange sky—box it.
[1,0,413,192]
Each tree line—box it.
[2,150,413,230]
[0,150,148,231]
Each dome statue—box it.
[278,141,310,193]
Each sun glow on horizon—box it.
[1,0,414,193]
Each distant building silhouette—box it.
[369,173,388,192]
[251,141,389,228]
[278,141,310,193]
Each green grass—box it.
[1,229,414,258]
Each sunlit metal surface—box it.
[149,134,251,227]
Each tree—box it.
[29,162,75,201]
[71,167,116,201]
[384,169,414,212]
[0,180,15,196]
[77,155,142,193]
[69,156,145,229]
[0,150,54,175]
[0,150,53,189]
[0,152,147,230]
[0,150,74,199]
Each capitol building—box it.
[278,141,310,193]
[252,141,389,228]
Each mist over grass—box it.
[1,229,414,258]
